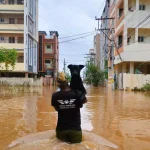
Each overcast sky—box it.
[39,0,105,72]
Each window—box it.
[9,18,15,24]
[17,0,23,4]
[29,20,33,33]
[9,37,15,43]
[45,59,52,69]
[0,18,4,23]
[18,37,23,43]
[45,60,51,63]
[138,36,144,42]
[17,56,24,63]
[139,5,145,10]
[29,40,33,66]
[29,0,33,16]
[34,45,36,66]
[45,44,53,53]
[119,8,123,18]
[47,45,51,49]
[0,37,4,41]
[8,0,14,4]
[26,15,27,26]
[118,35,123,48]
[26,34,27,44]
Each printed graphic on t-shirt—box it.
[57,99,76,109]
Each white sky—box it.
[39,0,105,71]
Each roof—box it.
[38,31,47,35]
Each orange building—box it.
[38,31,59,78]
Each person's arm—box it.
[51,93,58,111]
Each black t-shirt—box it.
[51,90,85,131]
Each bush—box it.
[141,83,150,91]
[85,63,105,87]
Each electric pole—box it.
[95,16,116,90]
[63,58,66,73]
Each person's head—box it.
[56,72,69,90]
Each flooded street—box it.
[0,86,150,150]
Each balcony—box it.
[0,5,24,14]
[124,43,150,62]
[0,24,24,33]
[128,0,136,12]
[0,0,24,4]
[127,28,135,45]
[0,63,24,71]
[0,43,24,50]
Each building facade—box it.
[100,0,110,71]
[93,33,100,67]
[108,0,150,89]
[86,49,95,64]
[0,0,38,77]
[38,31,59,78]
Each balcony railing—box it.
[0,0,24,5]
[0,37,24,43]
[0,21,24,24]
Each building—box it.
[108,0,150,89]
[100,0,110,71]
[38,31,59,78]
[0,0,38,77]
[93,33,100,67]
[86,49,95,64]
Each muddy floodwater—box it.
[0,85,150,150]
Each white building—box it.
[108,0,150,89]
[0,0,38,77]
[93,33,100,67]
[100,0,110,71]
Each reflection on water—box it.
[0,86,150,150]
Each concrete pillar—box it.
[25,73,28,78]
[135,28,138,42]
[136,0,139,10]
[122,63,126,73]
[144,64,147,74]
[115,65,119,89]
[130,62,134,74]
[124,0,128,14]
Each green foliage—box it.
[65,72,71,82]
[104,60,108,79]
[85,63,105,87]
[0,48,17,70]
[141,83,150,91]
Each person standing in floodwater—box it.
[51,72,87,143]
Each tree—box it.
[0,48,18,70]
[85,62,105,87]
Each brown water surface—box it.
[0,86,150,150]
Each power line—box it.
[59,32,96,43]
[95,0,106,17]
[59,31,96,39]
[38,14,74,35]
